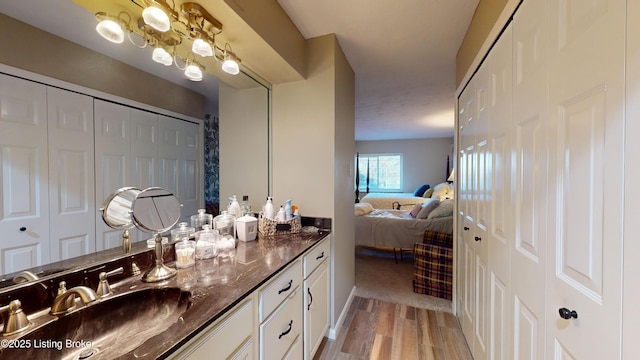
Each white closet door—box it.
[159,116,200,223]
[0,74,49,274]
[547,0,624,358]
[510,1,550,359]
[473,58,490,360]
[94,99,137,251]
[47,87,95,262]
[130,108,159,190]
[486,22,514,360]
[458,77,476,344]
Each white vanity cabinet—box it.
[303,237,330,360]
[168,298,255,360]
[258,260,303,360]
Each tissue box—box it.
[236,215,258,242]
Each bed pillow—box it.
[432,182,454,201]
[416,198,440,219]
[427,199,454,219]
[413,184,430,197]
[355,202,374,216]
[409,203,422,218]
[423,188,434,198]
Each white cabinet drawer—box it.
[260,288,303,360]
[303,238,330,278]
[230,338,253,360]
[172,299,253,359]
[259,260,302,322]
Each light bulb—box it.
[152,47,173,66]
[222,58,239,75]
[96,19,124,43]
[185,63,203,81]
[142,6,170,32]
[192,39,213,57]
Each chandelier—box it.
[94,0,241,81]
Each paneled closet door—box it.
[457,78,474,343]
[487,21,514,360]
[159,116,200,223]
[547,0,625,358]
[94,99,137,251]
[47,87,95,262]
[0,74,49,274]
[473,58,490,360]
[511,2,549,359]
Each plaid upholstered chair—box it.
[412,230,453,300]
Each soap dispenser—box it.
[228,195,241,219]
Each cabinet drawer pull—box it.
[307,288,313,311]
[315,251,325,260]
[278,320,293,339]
[19,227,27,232]
[474,236,481,241]
[558,307,578,320]
[278,280,293,294]
[463,226,469,231]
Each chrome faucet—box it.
[0,300,30,336]
[50,282,98,315]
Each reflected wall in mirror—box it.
[0,1,270,289]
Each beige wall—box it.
[219,83,270,212]
[456,0,520,89]
[356,137,453,193]
[272,34,355,335]
[0,13,205,118]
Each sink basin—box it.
[0,287,191,360]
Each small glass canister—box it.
[191,209,213,231]
[195,224,219,260]
[175,241,196,269]
[171,222,195,242]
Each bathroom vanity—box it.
[0,220,331,360]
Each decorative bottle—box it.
[241,195,251,216]
[264,197,274,219]
[228,195,241,219]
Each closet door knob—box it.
[558,308,578,320]
[19,227,27,232]
[474,236,481,241]
[464,226,470,231]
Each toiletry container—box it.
[175,241,196,268]
[276,205,286,221]
[171,222,195,242]
[241,195,251,216]
[191,209,213,231]
[236,215,258,242]
[284,199,293,219]
[195,224,218,260]
[214,211,237,253]
[228,195,241,218]
[264,197,274,219]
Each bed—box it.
[354,199,454,253]
[360,192,429,210]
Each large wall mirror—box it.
[0,0,270,287]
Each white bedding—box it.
[355,209,453,250]
[360,192,428,210]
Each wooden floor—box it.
[314,296,473,360]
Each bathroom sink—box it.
[0,287,191,360]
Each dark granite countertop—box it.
[0,228,330,359]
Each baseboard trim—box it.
[327,286,356,340]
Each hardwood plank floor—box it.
[314,247,472,359]
[314,296,473,360]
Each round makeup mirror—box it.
[131,187,182,283]
[100,187,142,253]
[100,187,141,230]
[131,187,182,234]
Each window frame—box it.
[355,153,403,193]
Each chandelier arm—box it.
[128,30,148,49]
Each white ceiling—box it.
[278,0,478,141]
[0,0,478,141]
